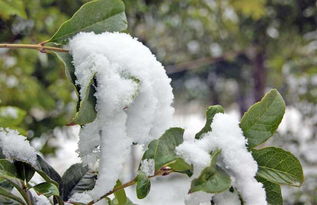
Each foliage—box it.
[0,0,306,204]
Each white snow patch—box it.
[0,128,37,167]
[68,32,174,199]
[140,159,155,176]
[176,113,267,205]
[185,191,213,205]
[213,190,241,205]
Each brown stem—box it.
[0,43,69,53]
[86,167,173,205]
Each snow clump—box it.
[0,128,37,167]
[68,32,174,200]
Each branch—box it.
[0,43,69,53]
[165,50,243,74]
[85,166,173,205]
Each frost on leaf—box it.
[68,32,174,199]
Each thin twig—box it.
[0,43,69,53]
[86,167,173,205]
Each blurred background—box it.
[0,0,317,204]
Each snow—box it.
[176,113,267,205]
[213,190,241,205]
[140,159,155,176]
[185,191,213,205]
[0,128,37,167]
[69,192,94,204]
[68,32,174,200]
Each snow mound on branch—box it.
[0,128,37,167]
[176,113,267,205]
[68,32,174,199]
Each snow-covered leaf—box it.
[256,176,282,205]
[49,0,127,44]
[72,75,97,125]
[136,171,151,199]
[253,147,304,187]
[33,182,59,197]
[55,53,97,125]
[142,128,192,174]
[240,89,285,148]
[195,105,224,139]
[62,163,96,200]
[189,150,231,194]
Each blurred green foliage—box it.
[0,0,91,154]
[0,0,317,203]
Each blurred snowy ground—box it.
[42,106,315,205]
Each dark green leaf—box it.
[240,89,285,148]
[189,150,231,193]
[49,0,127,44]
[62,163,96,200]
[136,172,151,199]
[195,105,224,139]
[253,147,304,187]
[33,182,59,197]
[14,161,35,182]
[142,128,192,175]
[256,176,282,205]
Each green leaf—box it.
[33,182,59,197]
[189,150,231,194]
[240,89,285,148]
[49,0,127,44]
[256,176,282,205]
[252,147,304,187]
[0,160,17,179]
[14,161,35,182]
[72,75,97,125]
[142,128,192,174]
[0,187,25,205]
[62,163,96,201]
[55,52,97,125]
[165,158,193,177]
[0,106,26,127]
[136,172,151,199]
[55,53,80,94]
[195,105,224,139]
[35,155,63,196]
[113,180,127,205]
[0,0,27,19]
